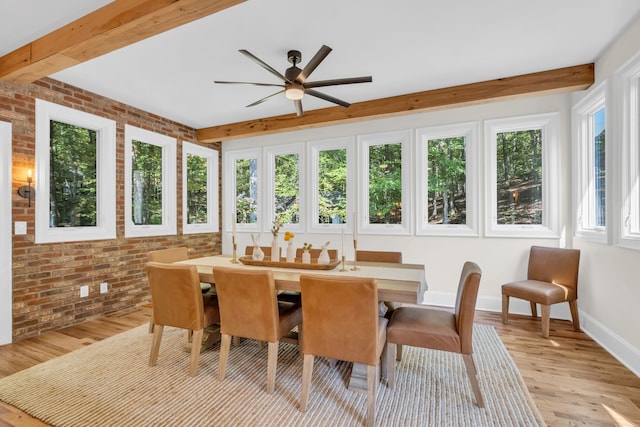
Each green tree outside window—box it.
[49,120,97,227]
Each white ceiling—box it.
[2,0,640,129]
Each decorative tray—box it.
[238,256,341,270]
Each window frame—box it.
[124,124,177,238]
[484,112,560,238]
[357,130,412,236]
[34,99,116,244]
[617,51,640,250]
[572,81,609,244]
[415,122,479,237]
[224,148,262,234]
[264,143,305,233]
[307,136,355,234]
[182,142,219,235]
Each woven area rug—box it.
[0,324,545,426]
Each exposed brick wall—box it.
[1,77,222,341]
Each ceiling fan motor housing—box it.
[287,50,301,65]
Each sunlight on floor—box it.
[549,339,560,347]
[602,403,636,427]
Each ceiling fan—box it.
[214,45,372,117]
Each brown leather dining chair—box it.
[146,247,211,333]
[386,261,484,407]
[356,250,403,264]
[298,274,388,427]
[213,266,302,394]
[145,262,220,376]
[502,245,581,338]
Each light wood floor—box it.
[0,306,638,426]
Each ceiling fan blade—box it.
[246,90,285,107]
[304,76,372,89]
[214,80,285,88]
[239,49,290,83]
[294,99,303,117]
[305,89,351,108]
[297,45,332,83]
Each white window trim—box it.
[572,80,609,244]
[34,99,116,243]
[415,122,480,237]
[224,148,262,234]
[617,51,640,250]
[124,125,176,238]
[308,136,355,234]
[357,130,412,236]
[182,142,219,235]
[484,113,560,238]
[0,120,12,345]
[265,143,305,234]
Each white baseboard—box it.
[422,292,640,378]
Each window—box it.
[416,122,479,236]
[124,125,176,237]
[182,142,219,234]
[617,52,640,250]
[265,144,304,232]
[358,130,411,235]
[35,99,116,243]
[572,81,608,243]
[308,137,355,233]
[225,148,261,233]
[484,113,560,237]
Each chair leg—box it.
[189,329,203,377]
[569,300,581,331]
[233,336,241,347]
[530,301,538,318]
[266,341,279,394]
[462,354,484,408]
[148,325,164,367]
[218,333,232,381]
[396,344,403,361]
[148,312,155,333]
[299,354,315,412]
[366,364,377,427]
[541,304,551,338]
[501,294,509,324]
[386,343,396,388]
[380,342,388,381]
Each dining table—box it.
[177,254,428,393]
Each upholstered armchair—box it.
[502,245,581,338]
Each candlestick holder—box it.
[351,239,359,271]
[230,237,239,263]
[340,255,348,272]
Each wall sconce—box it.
[17,169,34,207]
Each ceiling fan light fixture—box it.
[285,84,304,100]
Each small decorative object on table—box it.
[251,233,264,261]
[318,241,331,265]
[270,219,282,262]
[301,242,312,264]
[285,231,296,263]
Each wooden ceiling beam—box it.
[197,63,594,143]
[0,0,246,84]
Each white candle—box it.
[341,228,345,257]
[353,212,357,241]
[231,212,237,241]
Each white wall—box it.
[221,13,640,377]
[0,120,12,345]
[570,14,640,375]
